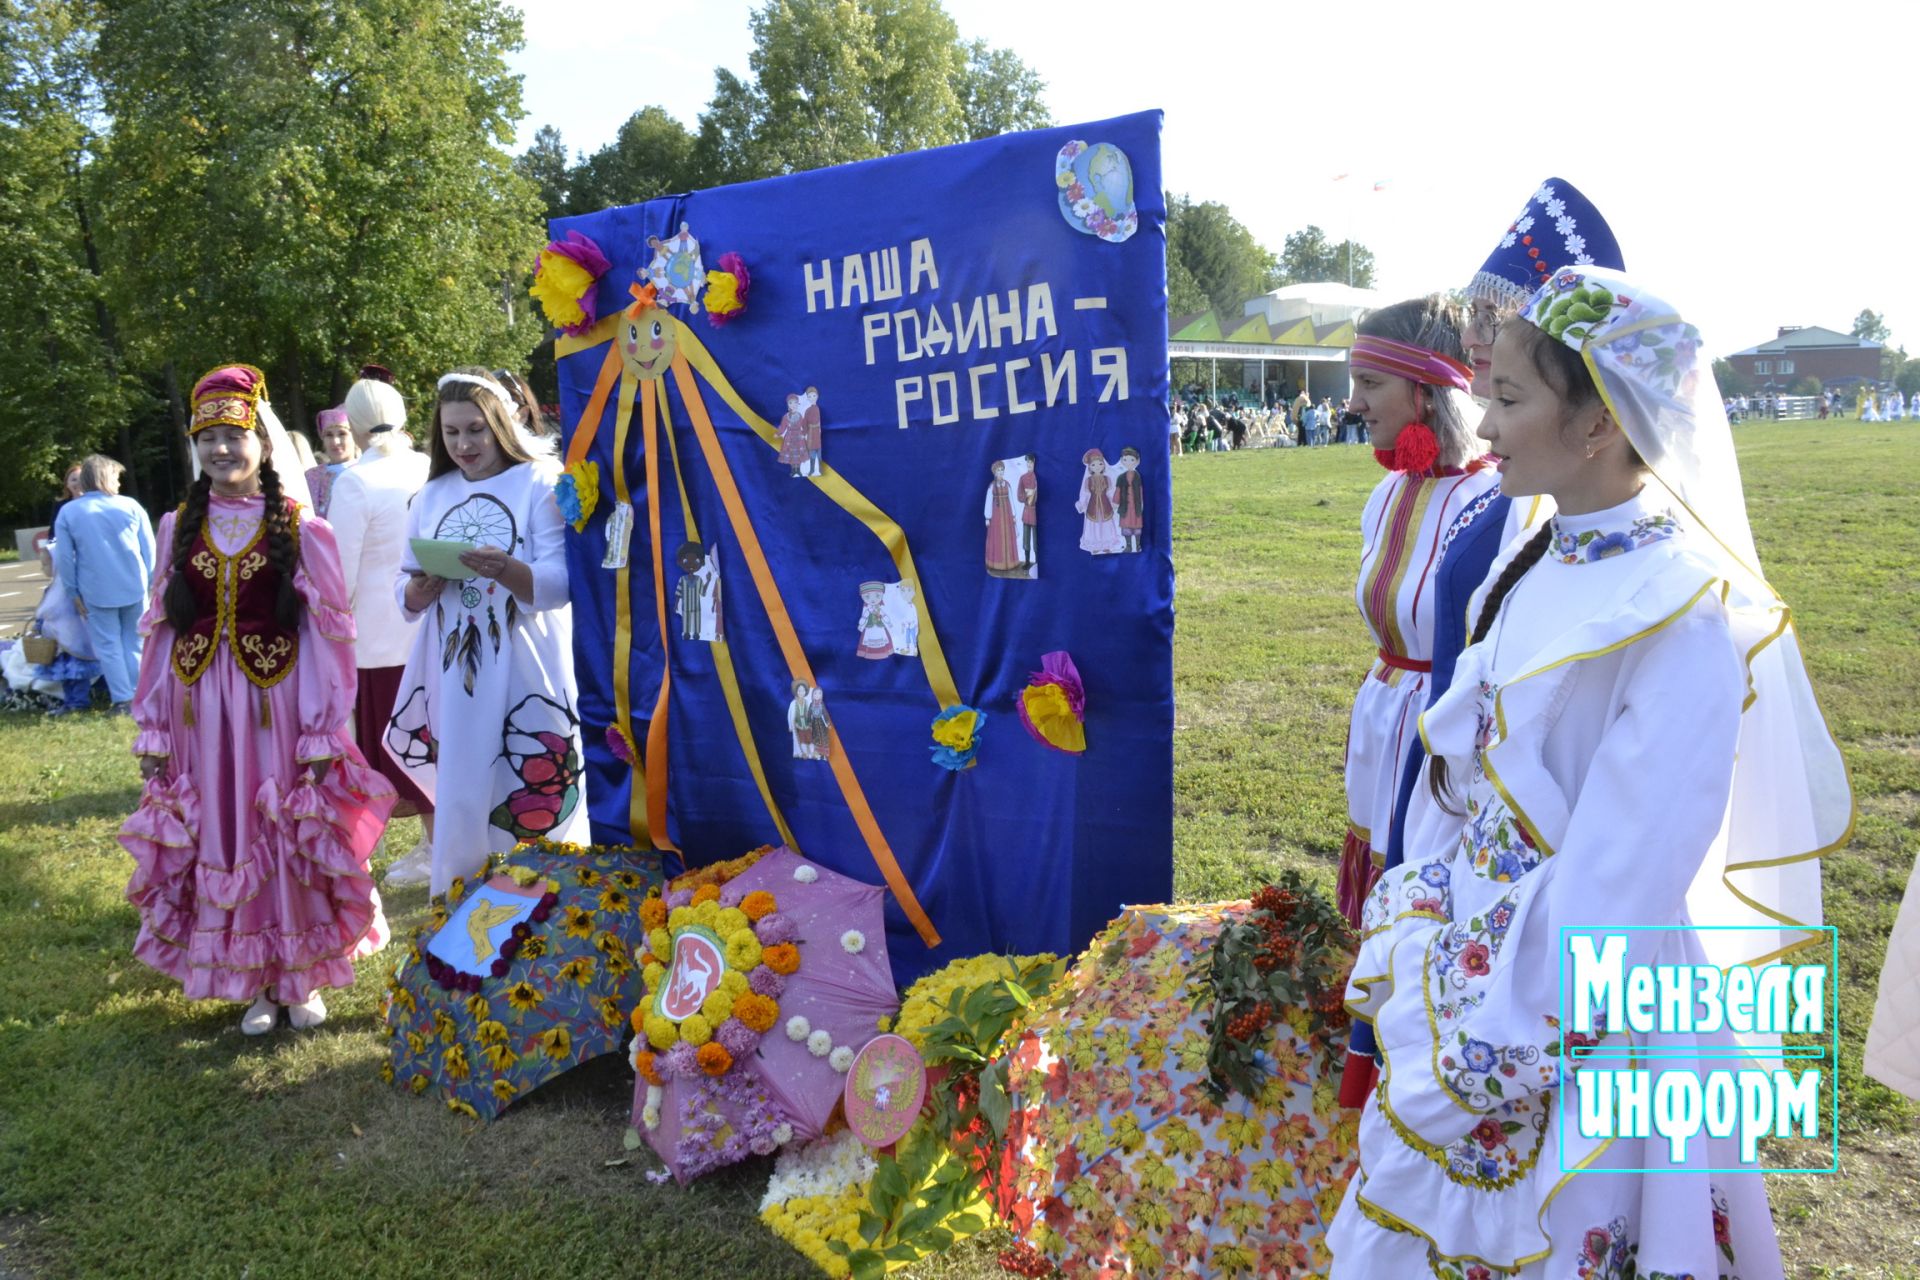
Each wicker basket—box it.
[20,632,58,666]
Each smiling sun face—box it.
[621,307,677,382]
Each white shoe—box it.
[241,994,278,1036]
[287,991,328,1030]
[384,841,433,887]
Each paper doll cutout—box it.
[776,387,823,478]
[1076,448,1123,555]
[673,540,723,642]
[1112,446,1145,553]
[985,455,1037,579]
[808,687,832,761]
[855,581,895,659]
[885,581,920,657]
[788,679,815,758]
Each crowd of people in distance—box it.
[1169,388,1368,455]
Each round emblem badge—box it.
[657,927,726,1022]
[843,1034,928,1148]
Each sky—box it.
[507,0,1915,359]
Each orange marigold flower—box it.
[635,1050,664,1087]
[630,1007,648,1035]
[639,897,668,930]
[691,884,721,906]
[696,1042,733,1076]
[733,992,779,1033]
[763,942,801,975]
[740,890,777,921]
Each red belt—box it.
[1377,649,1431,673]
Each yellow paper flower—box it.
[483,1042,518,1073]
[701,990,735,1024]
[705,269,742,317]
[530,249,595,329]
[474,1019,509,1046]
[464,993,490,1020]
[538,1026,572,1061]
[931,708,979,749]
[713,906,748,935]
[1021,682,1085,752]
[492,1079,518,1105]
[645,1014,677,1051]
[720,969,749,997]
[680,1013,713,1046]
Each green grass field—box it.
[0,422,1914,1278]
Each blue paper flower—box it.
[930,704,985,771]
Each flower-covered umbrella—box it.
[631,847,899,1182]
[998,899,1360,1278]
[384,840,662,1120]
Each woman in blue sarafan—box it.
[1339,178,1625,1106]
[1328,267,1850,1278]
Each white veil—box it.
[1528,267,1853,972]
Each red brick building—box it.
[1726,326,1881,390]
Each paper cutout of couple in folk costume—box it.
[1077,446,1144,555]
[673,541,722,642]
[786,680,833,760]
[853,580,920,660]
[984,454,1038,579]
[776,388,823,478]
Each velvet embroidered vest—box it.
[170,501,300,689]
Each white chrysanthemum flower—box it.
[1500,232,1517,249]
[830,1045,855,1072]
[1555,215,1576,235]
[786,1015,811,1041]
[793,865,818,883]
[1534,183,1555,203]
[1515,214,1534,233]
[1564,234,1587,257]
[1575,253,1595,266]
[840,930,866,955]
[807,1029,834,1057]
[773,1123,794,1146]
[1545,197,1566,218]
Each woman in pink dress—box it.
[777,393,808,476]
[121,364,394,1035]
[984,460,1023,577]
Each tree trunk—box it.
[163,360,191,495]
[73,191,139,500]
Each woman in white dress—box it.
[1330,268,1850,1279]
[386,367,589,895]
[1336,295,1499,923]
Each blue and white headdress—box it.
[1468,177,1624,311]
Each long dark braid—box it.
[255,459,303,629]
[1428,522,1555,811]
[163,474,215,632]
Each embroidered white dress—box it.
[385,460,589,894]
[1331,493,1786,1280]
[1341,463,1501,922]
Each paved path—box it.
[0,558,50,636]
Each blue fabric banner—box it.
[552,111,1172,982]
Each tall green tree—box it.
[92,0,545,432]
[515,123,573,217]
[1165,193,1280,319]
[691,0,1047,185]
[568,107,697,213]
[0,0,145,516]
[1852,309,1890,342]
[1278,224,1375,289]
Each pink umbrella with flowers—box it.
[629,847,899,1182]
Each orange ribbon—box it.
[670,351,940,947]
